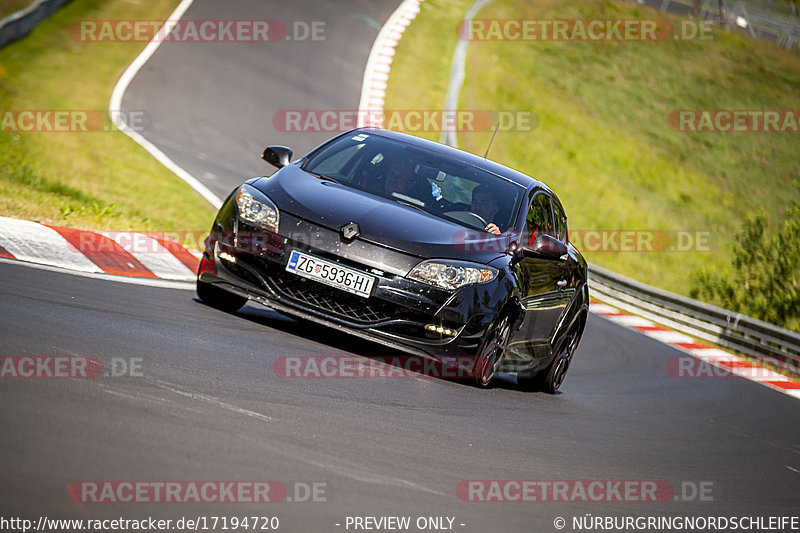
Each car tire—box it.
[196,279,247,313]
[474,315,511,388]
[519,326,579,393]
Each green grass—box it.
[0,0,34,20]
[0,0,215,232]
[385,0,800,299]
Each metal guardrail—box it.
[588,263,800,373]
[653,0,800,50]
[0,0,72,49]
[726,0,800,47]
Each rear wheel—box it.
[474,315,511,388]
[519,326,579,393]
[196,279,247,313]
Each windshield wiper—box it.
[396,199,427,214]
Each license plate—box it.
[285,250,375,298]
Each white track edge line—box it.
[108,0,222,209]
[441,0,493,147]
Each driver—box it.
[470,184,502,235]
[383,161,430,206]
[383,161,417,196]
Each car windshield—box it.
[302,132,525,232]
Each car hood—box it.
[252,166,509,263]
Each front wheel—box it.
[474,315,511,388]
[519,327,579,393]
[196,279,247,313]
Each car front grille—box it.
[268,269,396,324]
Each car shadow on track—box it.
[194,298,541,393]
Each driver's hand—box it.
[485,223,501,235]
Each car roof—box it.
[354,127,553,195]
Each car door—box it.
[506,191,573,361]
[550,197,580,328]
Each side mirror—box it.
[522,233,568,259]
[261,145,293,169]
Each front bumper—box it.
[198,214,505,359]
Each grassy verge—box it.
[0,0,34,20]
[0,0,215,232]
[385,0,800,302]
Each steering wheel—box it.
[444,210,489,230]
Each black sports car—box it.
[197,128,588,391]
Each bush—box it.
[692,188,800,332]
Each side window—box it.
[525,193,554,245]
[553,202,566,242]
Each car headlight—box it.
[407,260,497,291]
[235,185,279,233]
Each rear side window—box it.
[553,202,567,242]
[525,193,554,245]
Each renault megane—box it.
[196,128,588,391]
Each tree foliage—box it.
[692,191,800,332]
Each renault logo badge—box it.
[341,222,360,241]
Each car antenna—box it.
[484,122,500,159]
